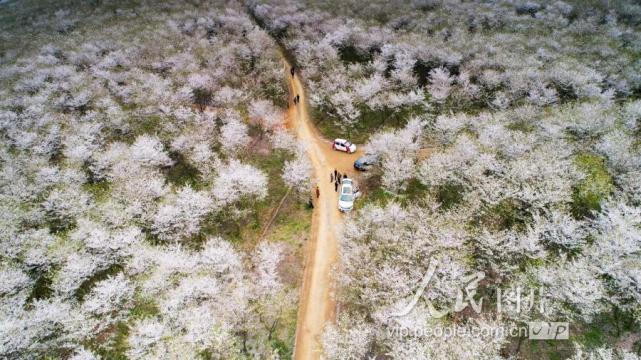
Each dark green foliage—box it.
[413,59,435,87]
[271,339,293,359]
[165,151,202,188]
[436,183,464,210]
[193,88,212,112]
[26,269,55,305]
[261,78,289,108]
[46,212,77,234]
[412,59,459,87]
[75,264,123,301]
[574,309,640,351]
[338,44,374,65]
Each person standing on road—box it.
[296,94,300,103]
[334,181,338,192]
[316,185,320,198]
[334,169,337,179]
[330,173,334,183]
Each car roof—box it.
[342,178,353,184]
[357,155,377,162]
[335,138,346,142]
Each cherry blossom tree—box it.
[130,135,174,168]
[366,117,425,191]
[220,113,250,154]
[152,186,215,243]
[81,273,134,333]
[428,67,454,103]
[212,160,268,205]
[282,151,312,195]
[249,99,284,133]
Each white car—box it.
[338,178,354,213]
[332,138,357,153]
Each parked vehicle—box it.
[354,155,378,171]
[338,178,354,212]
[332,138,357,153]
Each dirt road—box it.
[284,61,361,360]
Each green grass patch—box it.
[245,148,293,204]
[506,120,536,133]
[579,325,606,348]
[311,103,424,144]
[360,187,395,208]
[85,322,129,360]
[82,181,111,203]
[128,115,163,139]
[400,178,429,205]
[130,295,160,319]
[516,338,574,360]
[267,204,311,246]
[271,338,293,359]
[571,153,614,219]
[478,198,531,232]
[197,148,293,245]
[575,309,639,349]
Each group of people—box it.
[291,66,301,105]
[308,169,359,208]
[331,169,347,192]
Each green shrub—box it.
[82,181,111,203]
[338,44,374,64]
[436,183,464,210]
[130,296,160,319]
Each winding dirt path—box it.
[283,60,361,360]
